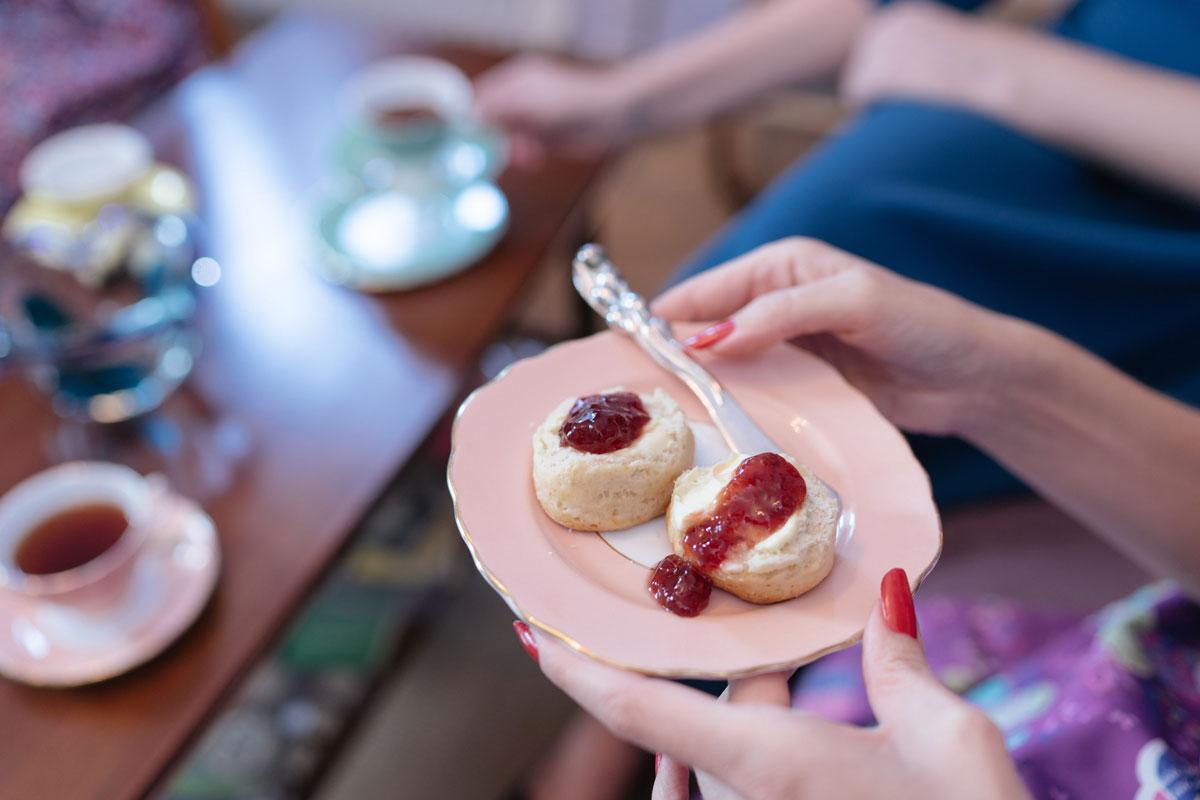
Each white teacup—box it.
[341,56,475,147]
[0,462,154,610]
[19,123,153,208]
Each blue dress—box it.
[673,0,1200,504]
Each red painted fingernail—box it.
[683,320,734,350]
[654,753,662,774]
[881,568,917,639]
[513,620,539,664]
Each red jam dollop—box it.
[558,391,650,454]
[682,453,807,573]
[647,554,712,617]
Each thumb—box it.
[861,568,952,726]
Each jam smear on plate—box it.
[648,555,712,617]
[559,392,650,454]
[683,452,807,572]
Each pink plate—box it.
[449,331,941,678]
[0,491,219,687]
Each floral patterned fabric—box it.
[0,0,205,210]
[794,583,1200,799]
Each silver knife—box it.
[572,243,842,505]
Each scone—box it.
[533,388,695,531]
[666,452,837,604]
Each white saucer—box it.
[0,491,220,687]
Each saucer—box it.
[317,125,509,292]
[316,180,508,292]
[0,490,219,687]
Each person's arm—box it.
[613,0,872,135]
[842,2,1200,202]
[961,322,1200,595]
[475,0,872,165]
[653,238,1200,595]
[999,41,1200,203]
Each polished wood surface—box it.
[0,14,601,800]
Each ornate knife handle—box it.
[572,243,843,507]
[572,243,741,449]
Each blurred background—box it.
[1,0,1186,798]
[0,3,816,799]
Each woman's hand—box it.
[658,237,1200,594]
[516,568,1030,800]
[652,238,1026,436]
[474,55,636,168]
[840,1,1022,118]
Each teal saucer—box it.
[316,124,509,292]
[335,123,506,194]
[316,181,509,292]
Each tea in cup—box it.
[342,56,473,151]
[0,462,155,609]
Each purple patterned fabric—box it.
[793,583,1200,799]
[0,0,204,209]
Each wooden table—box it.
[0,14,601,800]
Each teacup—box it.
[335,57,506,193]
[0,462,154,610]
[341,56,474,151]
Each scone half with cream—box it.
[666,452,837,604]
[533,388,695,531]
